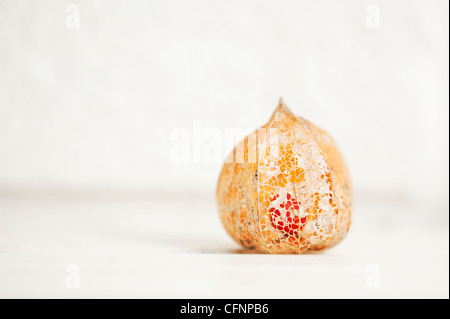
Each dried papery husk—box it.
[216,99,352,254]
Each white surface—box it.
[0,194,448,298]
[0,0,448,299]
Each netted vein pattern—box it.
[216,100,352,254]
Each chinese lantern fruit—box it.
[216,99,352,254]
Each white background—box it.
[0,0,448,298]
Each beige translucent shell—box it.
[216,100,352,254]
